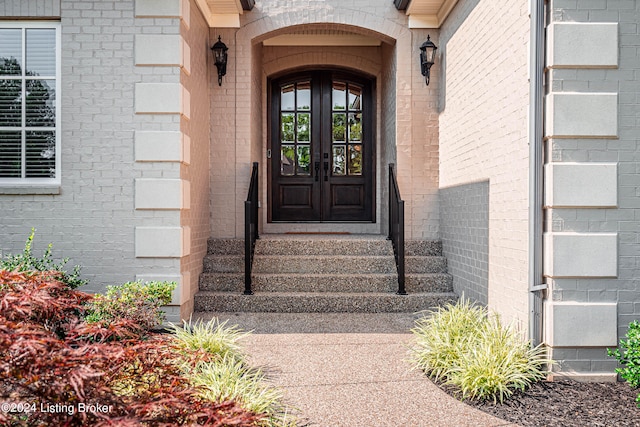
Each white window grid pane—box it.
[0,22,60,185]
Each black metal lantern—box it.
[420,35,437,86]
[211,36,228,86]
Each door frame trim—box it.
[267,67,377,224]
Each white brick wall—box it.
[439,0,531,326]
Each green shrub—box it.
[170,317,250,362]
[0,228,86,288]
[84,280,176,335]
[447,315,549,403]
[410,299,550,403]
[608,320,640,407]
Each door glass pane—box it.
[297,81,311,110]
[26,130,55,178]
[0,80,21,126]
[281,84,295,111]
[281,113,294,143]
[348,144,362,175]
[297,113,310,142]
[26,79,55,127]
[0,131,21,177]
[349,85,362,110]
[332,113,346,142]
[348,113,361,142]
[296,145,310,175]
[281,145,295,176]
[332,145,346,176]
[0,29,22,75]
[332,81,346,110]
[26,29,56,76]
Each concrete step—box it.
[205,237,443,256]
[199,273,243,292]
[202,254,447,274]
[207,239,244,256]
[203,255,243,273]
[254,235,393,256]
[405,240,443,257]
[255,273,396,293]
[199,272,454,293]
[406,273,453,293]
[193,291,458,313]
[252,255,397,274]
[405,256,448,274]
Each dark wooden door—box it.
[270,70,374,222]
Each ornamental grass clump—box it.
[170,317,250,362]
[410,299,550,403]
[174,318,297,427]
[410,298,487,381]
[447,315,549,403]
[188,357,294,426]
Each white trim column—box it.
[543,21,620,380]
[133,0,192,322]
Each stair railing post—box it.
[244,199,253,295]
[388,164,406,295]
[244,162,259,296]
[397,199,406,295]
[388,163,394,241]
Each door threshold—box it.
[285,231,351,235]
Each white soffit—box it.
[196,0,244,27]
[406,0,459,28]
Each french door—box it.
[269,70,375,222]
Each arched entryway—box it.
[268,69,375,223]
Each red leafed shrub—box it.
[0,270,261,427]
[0,270,90,338]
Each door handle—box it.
[324,161,329,181]
[315,161,320,181]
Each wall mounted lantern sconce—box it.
[211,36,228,86]
[420,35,437,86]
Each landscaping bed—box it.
[461,380,640,427]
[0,270,295,426]
[411,299,640,426]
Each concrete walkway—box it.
[195,312,518,427]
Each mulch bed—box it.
[458,381,640,427]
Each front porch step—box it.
[203,255,243,273]
[202,254,449,275]
[199,272,454,293]
[405,256,448,274]
[252,255,397,275]
[195,235,457,315]
[194,291,457,313]
[254,236,393,256]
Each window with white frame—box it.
[0,22,60,185]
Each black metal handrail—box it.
[388,164,406,295]
[244,162,259,295]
